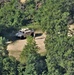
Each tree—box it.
[34,0,74,32]
[2,56,17,75]
[45,35,74,75]
[17,63,26,75]
[20,36,47,75]
[0,37,18,75]
[0,0,24,34]
[24,52,47,75]
[20,36,38,63]
[0,56,3,75]
[0,37,7,75]
[44,0,74,75]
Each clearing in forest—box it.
[7,32,46,59]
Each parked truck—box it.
[15,28,35,38]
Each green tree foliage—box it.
[22,0,37,27]
[34,0,74,31]
[0,56,3,75]
[22,0,44,30]
[0,37,18,75]
[0,0,24,33]
[46,35,74,75]
[0,0,74,75]
[0,37,8,57]
[24,53,47,75]
[0,37,7,75]
[2,56,17,75]
[20,36,37,63]
[44,0,74,75]
[20,36,47,75]
[17,63,26,75]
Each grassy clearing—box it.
[6,24,46,61]
[9,50,22,60]
[22,23,42,31]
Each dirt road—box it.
[7,33,46,59]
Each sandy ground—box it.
[20,0,26,3]
[7,32,46,59]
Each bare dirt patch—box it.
[7,32,46,59]
[20,0,26,3]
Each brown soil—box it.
[20,0,26,3]
[7,32,46,59]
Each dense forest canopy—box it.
[0,0,74,75]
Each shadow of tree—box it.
[35,33,43,37]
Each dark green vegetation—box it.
[0,0,74,75]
